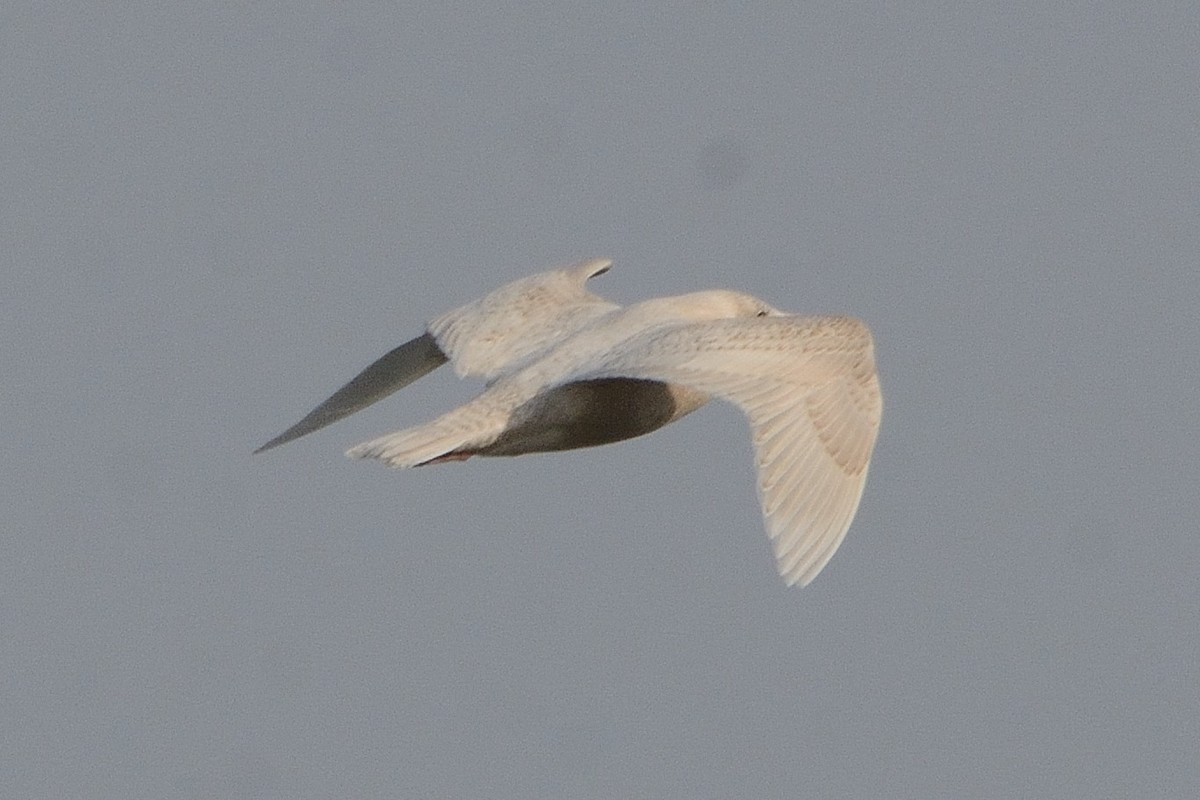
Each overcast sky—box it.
[5,4,1198,798]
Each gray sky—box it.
[5,4,1198,798]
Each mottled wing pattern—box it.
[565,315,882,586]
[428,257,619,381]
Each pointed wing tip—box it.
[779,568,809,588]
[253,434,290,455]
[779,565,822,588]
[778,539,847,588]
[774,532,843,588]
[252,421,319,455]
[254,333,450,458]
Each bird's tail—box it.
[345,398,511,468]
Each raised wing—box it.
[256,258,617,453]
[428,257,618,381]
[565,315,882,586]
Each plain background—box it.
[5,4,1198,798]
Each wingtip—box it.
[252,423,310,455]
[253,436,286,455]
[779,565,809,588]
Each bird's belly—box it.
[480,379,708,456]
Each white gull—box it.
[257,258,882,586]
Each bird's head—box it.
[644,290,784,323]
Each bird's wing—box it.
[428,257,619,381]
[255,258,615,453]
[254,332,448,453]
[562,315,882,586]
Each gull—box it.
[256,258,882,586]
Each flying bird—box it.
[256,258,882,586]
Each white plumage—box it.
[258,258,882,586]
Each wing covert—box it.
[428,257,619,381]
